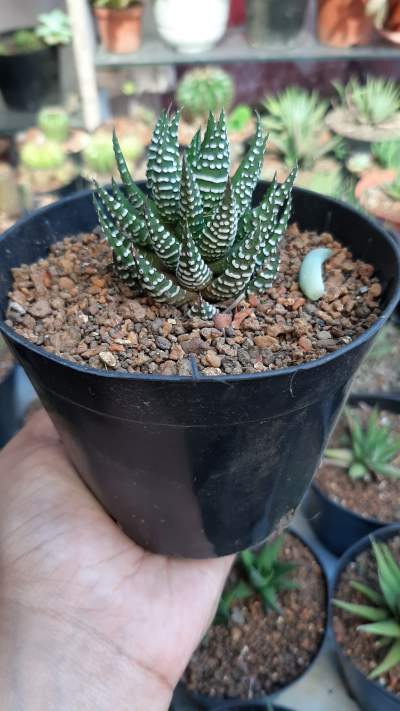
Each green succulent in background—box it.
[84,133,143,176]
[176,67,235,122]
[20,140,67,171]
[217,535,298,622]
[384,174,400,202]
[333,77,400,126]
[12,29,43,53]
[36,10,72,46]
[372,140,400,170]
[304,169,343,198]
[93,110,297,319]
[325,407,400,480]
[227,104,253,133]
[0,41,8,56]
[38,107,70,143]
[262,87,341,170]
[335,539,400,679]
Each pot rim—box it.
[311,392,400,528]
[330,522,400,704]
[93,3,143,16]
[1,186,400,383]
[184,526,329,705]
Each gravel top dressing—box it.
[5,223,382,375]
[334,536,400,696]
[315,405,400,522]
[184,533,326,699]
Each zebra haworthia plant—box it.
[93,110,297,320]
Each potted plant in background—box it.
[81,131,144,183]
[181,531,327,704]
[246,0,308,46]
[317,0,375,47]
[303,397,400,555]
[332,524,400,711]
[0,11,71,112]
[153,0,230,53]
[92,0,144,54]
[356,169,400,230]
[366,0,400,45]
[326,76,400,149]
[261,86,344,193]
[0,111,399,559]
[17,138,80,205]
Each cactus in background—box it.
[38,107,71,142]
[83,133,144,178]
[176,67,235,122]
[20,140,66,170]
[93,110,297,319]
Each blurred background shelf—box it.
[96,27,400,68]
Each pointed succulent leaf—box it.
[150,112,181,225]
[94,198,139,288]
[350,581,385,606]
[186,128,202,169]
[205,223,262,302]
[142,205,181,270]
[188,299,217,320]
[232,115,268,216]
[198,177,238,261]
[358,620,400,637]
[180,156,204,239]
[95,180,148,247]
[194,110,230,214]
[146,110,168,192]
[132,246,188,305]
[113,131,147,211]
[176,223,212,291]
[369,639,400,679]
[247,250,281,296]
[334,599,388,622]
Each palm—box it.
[0,411,232,696]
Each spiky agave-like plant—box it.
[334,77,400,126]
[93,110,297,319]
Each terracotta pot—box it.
[317,0,375,47]
[356,168,400,230]
[94,4,143,54]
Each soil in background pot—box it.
[352,322,400,393]
[334,535,400,695]
[5,223,382,376]
[315,403,400,522]
[183,532,326,700]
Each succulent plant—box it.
[304,168,343,198]
[84,133,143,177]
[335,538,400,678]
[325,407,400,480]
[36,10,72,46]
[262,87,341,169]
[333,77,400,126]
[38,107,70,143]
[217,535,298,621]
[93,110,297,319]
[176,67,235,122]
[12,29,43,53]
[372,140,400,170]
[20,140,67,171]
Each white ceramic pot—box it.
[153,0,229,53]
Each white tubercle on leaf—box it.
[299,247,333,301]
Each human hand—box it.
[0,410,232,711]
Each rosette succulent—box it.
[93,110,297,319]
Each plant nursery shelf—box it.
[95,28,400,67]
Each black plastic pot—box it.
[179,528,328,708]
[0,366,19,448]
[214,704,294,710]
[0,32,58,112]
[246,0,308,46]
[331,523,400,711]
[303,393,400,556]
[0,186,399,558]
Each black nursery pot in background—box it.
[331,523,400,711]
[246,0,308,46]
[302,393,400,557]
[0,185,399,558]
[0,32,58,112]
